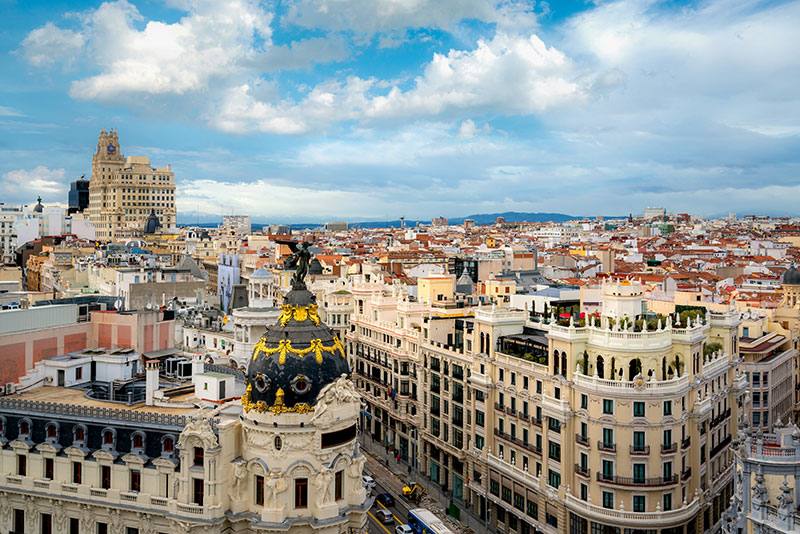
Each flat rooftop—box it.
[12,386,199,415]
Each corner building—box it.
[349,279,747,534]
[0,279,368,533]
[88,129,176,240]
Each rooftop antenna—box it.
[400,216,406,229]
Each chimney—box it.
[192,354,204,377]
[145,360,159,406]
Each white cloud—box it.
[250,36,349,71]
[178,178,386,219]
[1,166,67,197]
[213,32,581,133]
[68,0,272,100]
[366,33,581,118]
[284,0,498,35]
[18,22,86,68]
[0,107,25,117]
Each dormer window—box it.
[193,447,204,467]
[74,426,85,443]
[46,423,58,440]
[132,433,144,449]
[101,428,117,449]
[163,437,174,453]
[19,420,30,437]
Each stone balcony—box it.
[573,371,690,397]
[565,493,701,528]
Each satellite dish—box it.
[114,298,122,310]
[146,303,153,310]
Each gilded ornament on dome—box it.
[278,304,321,326]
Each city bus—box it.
[407,508,454,534]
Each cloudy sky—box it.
[1,0,799,222]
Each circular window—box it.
[275,436,282,450]
[291,375,311,395]
[254,374,270,393]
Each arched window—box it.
[74,426,86,442]
[102,428,117,448]
[19,419,30,436]
[597,356,605,379]
[553,351,560,375]
[160,434,176,456]
[46,422,58,440]
[561,354,567,377]
[132,433,144,449]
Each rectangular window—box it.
[663,492,672,511]
[633,401,645,417]
[602,491,614,509]
[255,475,264,506]
[602,399,613,414]
[130,470,141,492]
[602,428,613,445]
[581,394,588,409]
[580,484,588,501]
[295,478,308,508]
[514,492,525,511]
[548,441,561,462]
[193,447,204,467]
[527,500,538,519]
[41,513,52,534]
[536,381,542,394]
[335,470,343,501]
[193,478,204,505]
[602,460,613,478]
[633,495,645,512]
[547,469,561,489]
[70,518,79,534]
[633,464,645,483]
[44,458,54,480]
[17,454,26,476]
[663,400,672,416]
[102,465,111,489]
[14,509,24,534]
[663,461,673,479]
[475,410,485,427]
[97,524,108,534]
[126,528,139,534]
[633,431,645,450]
[72,462,82,484]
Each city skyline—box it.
[1,0,799,220]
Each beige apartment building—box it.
[348,278,747,534]
[88,129,176,241]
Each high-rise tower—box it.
[87,129,176,240]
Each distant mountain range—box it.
[177,211,625,229]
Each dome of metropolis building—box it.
[243,262,349,414]
[783,265,800,285]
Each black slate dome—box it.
[143,209,161,234]
[244,287,349,413]
[784,266,800,285]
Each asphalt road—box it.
[363,452,418,534]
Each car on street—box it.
[362,475,376,492]
[395,525,413,534]
[375,509,394,524]
[376,493,395,507]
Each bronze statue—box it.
[279,240,312,289]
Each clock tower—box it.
[87,129,176,241]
